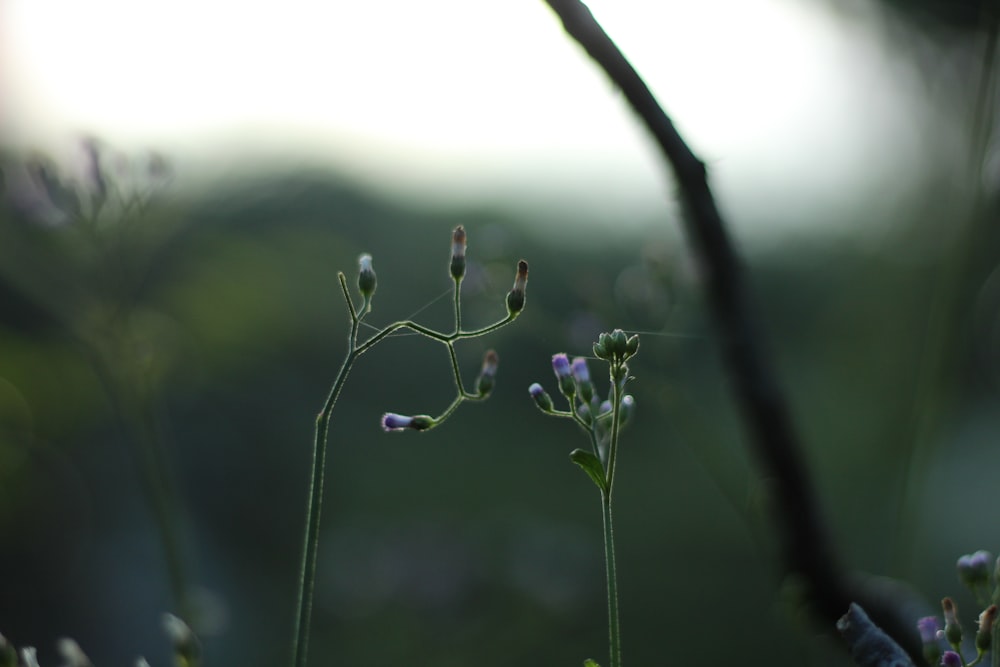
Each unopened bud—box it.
[552,353,575,397]
[942,650,962,667]
[611,329,628,358]
[917,616,942,666]
[959,551,993,589]
[450,226,467,281]
[977,605,997,652]
[358,253,377,299]
[529,382,554,412]
[625,334,640,357]
[506,260,528,315]
[594,333,612,360]
[476,349,498,397]
[577,401,592,425]
[619,395,635,424]
[571,357,594,403]
[381,413,435,432]
[943,598,962,647]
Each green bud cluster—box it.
[593,328,639,363]
[527,330,638,492]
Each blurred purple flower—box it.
[917,616,940,644]
[942,650,962,667]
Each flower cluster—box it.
[528,329,638,491]
[917,550,999,667]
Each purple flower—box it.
[571,356,594,402]
[942,650,962,667]
[552,353,571,378]
[918,617,940,644]
[381,413,413,431]
[381,413,434,432]
[552,353,575,396]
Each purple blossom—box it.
[942,651,962,667]
[552,353,571,378]
[571,357,590,383]
[529,382,545,398]
[381,413,413,431]
[918,617,940,644]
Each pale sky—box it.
[0,0,945,233]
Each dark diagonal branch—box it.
[541,0,921,658]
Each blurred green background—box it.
[3,1,1000,666]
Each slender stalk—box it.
[290,275,362,667]
[290,262,521,667]
[601,490,622,667]
[604,367,624,496]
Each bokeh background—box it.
[2,1,1000,665]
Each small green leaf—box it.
[569,449,607,492]
[583,659,602,667]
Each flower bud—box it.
[959,551,993,589]
[450,226,467,281]
[611,329,628,357]
[475,349,498,397]
[358,253,377,299]
[381,413,434,431]
[619,395,635,424]
[506,260,528,315]
[626,333,640,357]
[576,401,592,425]
[917,616,942,666]
[552,353,575,397]
[977,605,997,652]
[571,357,594,403]
[942,650,962,667]
[943,598,962,647]
[529,382,554,412]
[594,332,612,360]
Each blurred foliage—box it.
[4,3,1000,656]
[1,140,998,667]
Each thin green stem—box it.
[601,490,622,667]
[454,278,463,333]
[290,312,361,667]
[604,368,624,496]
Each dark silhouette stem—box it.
[541,0,920,658]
